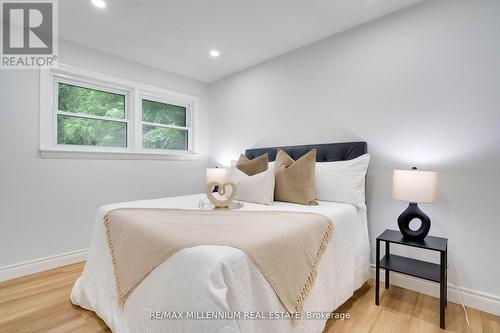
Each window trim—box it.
[40,64,199,160]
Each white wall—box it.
[0,41,211,267]
[210,0,500,300]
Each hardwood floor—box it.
[0,262,499,333]
[325,280,500,333]
[0,263,110,333]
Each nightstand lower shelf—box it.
[379,254,440,283]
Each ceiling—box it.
[60,0,421,83]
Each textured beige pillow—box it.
[274,149,318,205]
[236,153,268,176]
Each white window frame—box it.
[139,93,193,154]
[40,64,199,160]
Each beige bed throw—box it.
[104,208,333,314]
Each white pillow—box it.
[315,154,370,208]
[228,167,275,205]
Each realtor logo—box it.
[1,0,58,68]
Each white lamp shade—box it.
[206,168,228,184]
[392,169,437,203]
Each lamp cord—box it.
[448,257,472,330]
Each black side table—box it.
[375,229,448,329]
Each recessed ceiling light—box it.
[209,49,220,58]
[91,0,106,9]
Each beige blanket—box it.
[103,208,333,314]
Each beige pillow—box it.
[274,149,318,205]
[236,153,268,176]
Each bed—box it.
[71,142,371,333]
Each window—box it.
[141,98,189,151]
[57,83,128,147]
[40,65,198,159]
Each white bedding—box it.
[71,194,370,333]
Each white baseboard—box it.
[370,265,500,316]
[0,248,89,282]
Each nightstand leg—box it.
[385,242,390,289]
[445,247,448,307]
[440,250,446,329]
[375,239,380,305]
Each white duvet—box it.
[71,194,370,333]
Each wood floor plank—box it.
[370,286,418,333]
[480,311,500,332]
[0,262,498,333]
[408,293,442,333]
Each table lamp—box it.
[206,167,228,188]
[392,167,437,240]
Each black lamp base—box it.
[398,203,431,241]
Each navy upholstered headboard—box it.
[245,142,367,162]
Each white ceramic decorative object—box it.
[206,182,237,209]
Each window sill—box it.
[39,148,200,160]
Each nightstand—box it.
[375,229,448,329]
